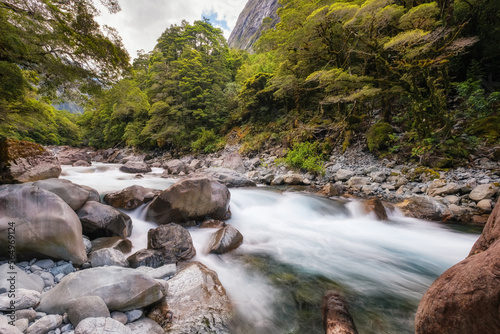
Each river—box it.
[61,163,480,334]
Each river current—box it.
[61,163,480,333]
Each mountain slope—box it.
[228,0,279,51]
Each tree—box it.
[0,0,129,102]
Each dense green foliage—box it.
[0,0,129,145]
[1,0,499,166]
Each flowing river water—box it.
[61,163,481,334]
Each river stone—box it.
[127,249,165,268]
[395,195,452,221]
[126,317,164,334]
[335,169,355,182]
[317,183,345,197]
[415,200,500,333]
[147,262,234,333]
[56,147,92,165]
[0,317,23,334]
[0,289,41,311]
[0,185,88,265]
[426,179,462,197]
[346,177,371,189]
[362,198,388,221]
[90,248,129,268]
[146,177,230,224]
[135,264,177,279]
[67,296,110,327]
[110,311,128,324]
[37,266,164,314]
[16,309,38,322]
[32,178,95,211]
[222,152,245,173]
[164,159,186,175]
[283,174,305,185]
[14,318,29,332]
[469,183,499,202]
[322,291,359,334]
[26,314,62,334]
[77,201,133,239]
[147,223,196,262]
[0,139,61,184]
[125,309,143,323]
[90,237,133,253]
[73,160,91,167]
[208,225,244,254]
[476,199,493,213]
[119,161,151,174]
[75,317,131,334]
[200,219,226,229]
[104,185,160,210]
[195,167,256,187]
[369,171,386,183]
[0,264,44,292]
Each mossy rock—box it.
[366,122,393,152]
[0,138,45,163]
[467,116,500,143]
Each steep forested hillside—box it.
[1,0,499,170]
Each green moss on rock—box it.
[366,122,393,152]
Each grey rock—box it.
[90,248,129,268]
[335,169,355,182]
[346,177,371,189]
[127,249,165,269]
[0,264,44,293]
[163,159,186,175]
[15,309,37,322]
[119,162,151,174]
[469,184,499,202]
[195,167,256,187]
[77,201,133,239]
[147,223,196,263]
[0,289,40,311]
[67,296,110,327]
[32,178,95,211]
[126,318,164,334]
[136,264,177,279]
[33,259,55,270]
[208,225,244,254]
[369,171,387,183]
[49,263,74,277]
[222,152,245,173]
[125,309,142,323]
[14,318,29,332]
[37,266,164,314]
[0,185,88,265]
[75,317,131,334]
[283,174,305,185]
[110,311,128,325]
[426,179,462,197]
[0,319,23,334]
[38,271,55,288]
[477,199,493,213]
[90,237,133,254]
[26,314,63,334]
[103,185,160,210]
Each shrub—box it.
[366,122,393,152]
[277,141,325,174]
[191,129,225,153]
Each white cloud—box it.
[95,0,247,59]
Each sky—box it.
[95,0,248,60]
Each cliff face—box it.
[228,0,280,51]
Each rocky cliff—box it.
[228,0,280,51]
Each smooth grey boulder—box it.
[0,139,61,184]
[147,262,234,333]
[469,183,499,202]
[77,201,133,239]
[147,223,196,263]
[89,248,129,268]
[163,159,186,175]
[0,264,44,292]
[222,152,245,173]
[208,225,243,254]
[32,178,97,211]
[90,237,133,253]
[146,177,230,224]
[75,317,131,334]
[426,179,462,197]
[119,161,151,174]
[104,185,160,210]
[37,266,164,314]
[126,318,164,334]
[0,185,88,265]
[26,314,62,334]
[283,173,305,185]
[335,169,355,182]
[67,296,110,327]
[395,195,452,221]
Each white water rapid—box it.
[61,163,480,333]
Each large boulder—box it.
[37,266,164,314]
[468,183,499,202]
[415,200,500,333]
[222,152,245,173]
[89,248,129,268]
[32,178,98,211]
[77,201,133,239]
[55,146,92,165]
[426,179,462,197]
[0,139,61,184]
[0,264,44,292]
[104,185,160,210]
[322,291,359,334]
[208,225,243,254]
[195,168,256,187]
[119,161,151,174]
[395,196,452,221]
[67,296,110,327]
[0,185,87,265]
[147,223,196,263]
[146,177,230,224]
[163,159,186,175]
[147,262,234,333]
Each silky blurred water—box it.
[61,163,480,333]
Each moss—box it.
[409,166,440,181]
[467,116,500,143]
[366,122,393,152]
[342,130,352,153]
[0,139,45,162]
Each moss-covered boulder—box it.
[366,122,393,152]
[0,139,61,184]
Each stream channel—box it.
[61,163,481,334]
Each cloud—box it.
[95,0,247,59]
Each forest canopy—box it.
[1,0,499,167]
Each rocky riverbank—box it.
[53,143,500,226]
